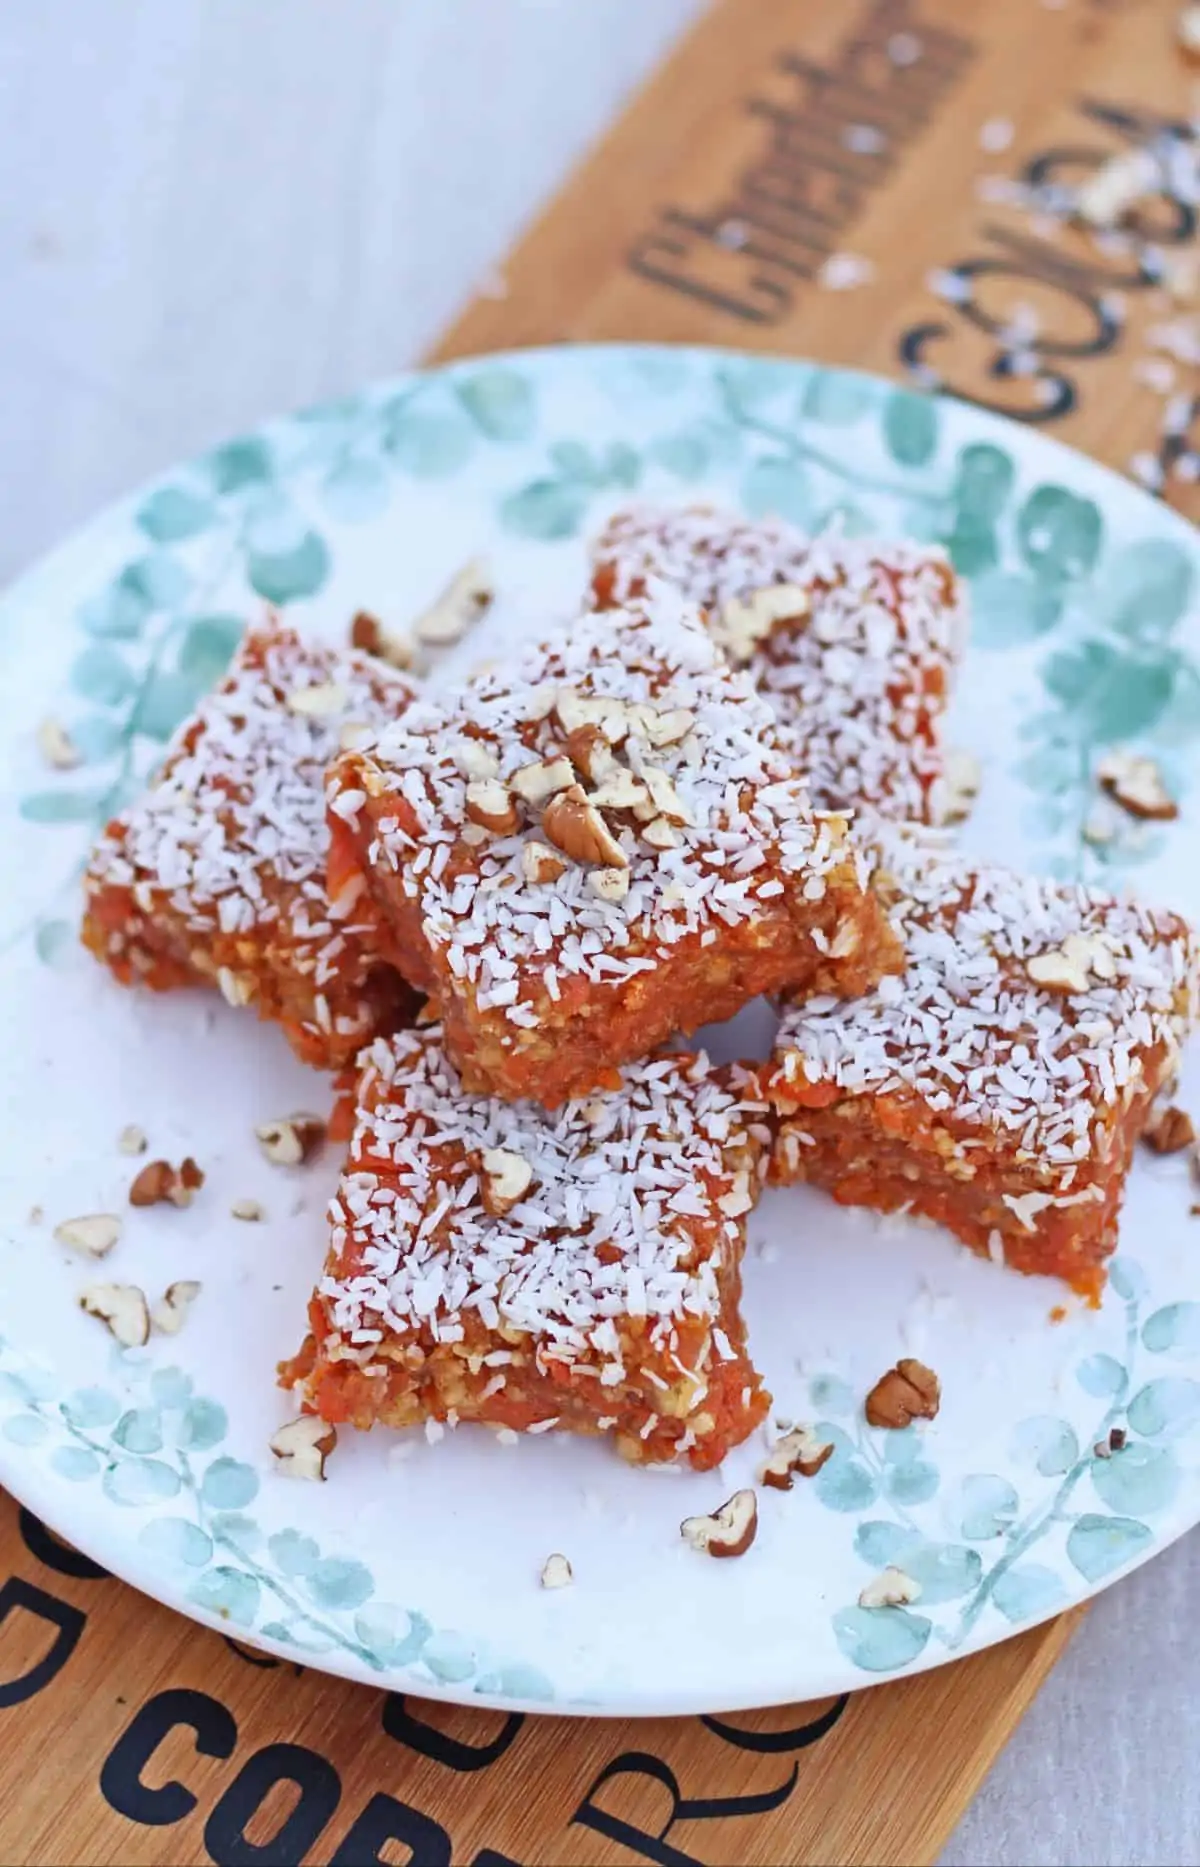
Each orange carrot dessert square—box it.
[326,592,900,1106]
[281,1030,771,1470]
[83,621,419,1068]
[591,505,967,823]
[765,829,1199,1299]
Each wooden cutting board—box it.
[2,0,1195,1860]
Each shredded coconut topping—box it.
[592,505,968,821]
[86,623,415,993]
[317,1031,770,1373]
[774,826,1199,1169]
[331,592,869,1023]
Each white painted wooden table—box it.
[0,4,1197,1861]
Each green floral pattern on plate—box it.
[815,1258,1200,1673]
[0,1341,552,1701]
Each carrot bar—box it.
[281,1030,771,1469]
[82,621,420,1069]
[591,504,967,823]
[765,828,1199,1300]
[326,591,901,1106]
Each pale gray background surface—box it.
[0,4,1196,1861]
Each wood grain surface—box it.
[0,1491,1080,1867]
[2,0,1197,1860]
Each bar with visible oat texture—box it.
[326,590,901,1106]
[281,1030,772,1469]
[591,504,967,823]
[83,621,419,1068]
[766,827,1199,1300]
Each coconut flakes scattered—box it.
[978,117,1015,154]
[329,590,877,1026]
[1077,148,1159,227]
[887,30,922,65]
[817,252,875,292]
[592,507,966,824]
[842,124,888,156]
[771,825,1199,1189]
[1129,452,1166,493]
[82,624,416,1057]
[306,1031,769,1432]
[927,267,972,305]
[1134,356,1178,395]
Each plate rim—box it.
[1,338,1198,1717]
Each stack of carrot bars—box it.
[82,504,1200,1472]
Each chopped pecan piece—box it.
[256,1115,327,1167]
[1027,932,1115,995]
[37,717,81,770]
[413,557,494,647]
[934,748,981,827]
[129,1158,204,1209]
[642,816,678,850]
[760,1425,833,1489]
[714,582,810,663]
[479,1147,534,1215]
[521,841,567,885]
[54,1214,122,1259]
[454,737,500,781]
[465,779,520,835]
[1098,751,1178,822]
[542,785,628,868]
[152,1280,202,1335]
[588,867,630,903]
[287,681,348,718]
[680,1489,759,1558]
[563,725,619,786]
[588,771,650,813]
[1143,1104,1195,1155]
[350,610,415,670]
[858,1566,922,1608]
[510,756,575,807]
[270,1416,337,1480]
[865,1358,940,1429]
[80,1283,150,1348]
[642,767,691,825]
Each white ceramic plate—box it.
[2,344,1199,1716]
